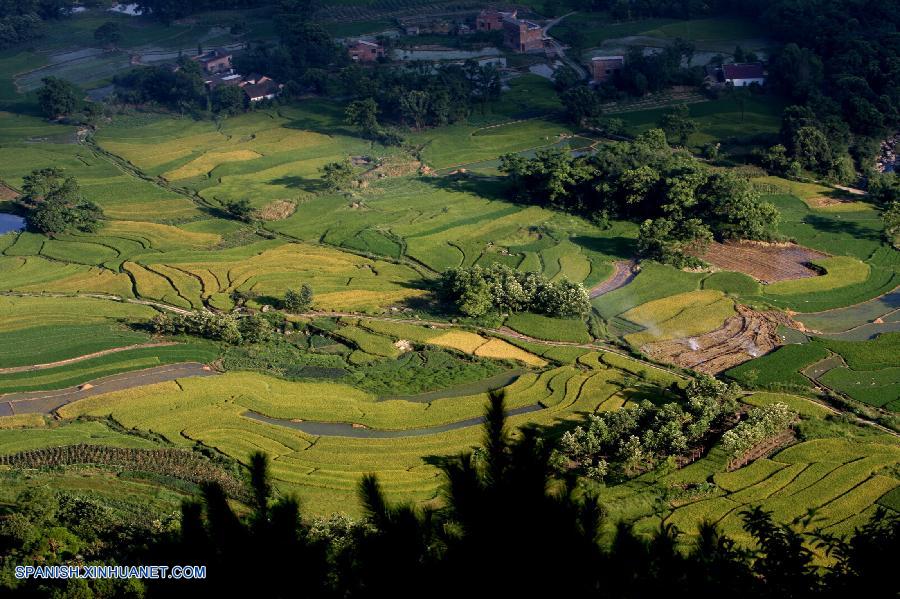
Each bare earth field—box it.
[641,305,792,374]
[697,241,828,284]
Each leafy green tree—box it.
[345,98,380,137]
[320,158,354,191]
[211,84,246,115]
[94,21,121,48]
[883,200,900,248]
[553,64,581,91]
[224,198,254,222]
[20,169,103,235]
[561,85,603,126]
[37,76,81,119]
[659,104,697,146]
[399,90,429,131]
[240,315,273,344]
[283,283,314,312]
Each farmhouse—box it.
[475,8,508,31]
[348,39,385,62]
[243,78,282,103]
[722,63,765,87]
[590,55,624,83]
[476,9,544,53]
[194,48,233,74]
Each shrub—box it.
[721,403,797,457]
[440,264,590,318]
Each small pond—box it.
[0,213,25,234]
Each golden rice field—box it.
[622,290,736,346]
[54,351,673,514]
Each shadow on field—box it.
[570,235,636,261]
[420,173,509,202]
[803,214,882,242]
[271,175,328,193]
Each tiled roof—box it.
[723,63,765,79]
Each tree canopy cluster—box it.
[19,168,103,235]
[499,130,780,266]
[113,56,208,113]
[151,310,273,345]
[557,376,742,480]
[135,0,269,22]
[440,264,591,318]
[754,0,900,177]
[0,0,68,49]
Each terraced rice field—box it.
[52,351,673,513]
[701,437,899,543]
[95,105,372,208]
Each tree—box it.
[167,451,331,597]
[659,104,697,146]
[94,21,121,48]
[399,90,429,131]
[211,85,245,115]
[884,200,900,248]
[224,198,254,222]
[561,86,603,126]
[20,168,103,235]
[553,64,581,91]
[345,98,379,137]
[37,77,81,119]
[320,158,354,191]
[283,284,314,312]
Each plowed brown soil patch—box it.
[0,183,19,201]
[696,241,827,284]
[256,200,296,221]
[641,306,795,374]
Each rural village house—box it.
[590,55,625,83]
[204,71,283,103]
[193,48,233,74]
[722,63,766,86]
[476,9,544,53]
[348,39,385,62]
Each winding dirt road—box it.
[0,363,217,417]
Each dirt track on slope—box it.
[589,260,638,298]
[0,342,177,375]
[0,363,217,417]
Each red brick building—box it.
[503,17,543,53]
[477,9,544,53]
[194,48,232,74]
[348,40,385,63]
[590,55,625,83]
[476,8,509,31]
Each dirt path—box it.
[0,342,177,375]
[0,363,217,417]
[589,260,638,298]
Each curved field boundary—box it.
[589,260,638,298]
[0,363,217,417]
[242,403,544,438]
[378,369,523,402]
[0,342,178,374]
